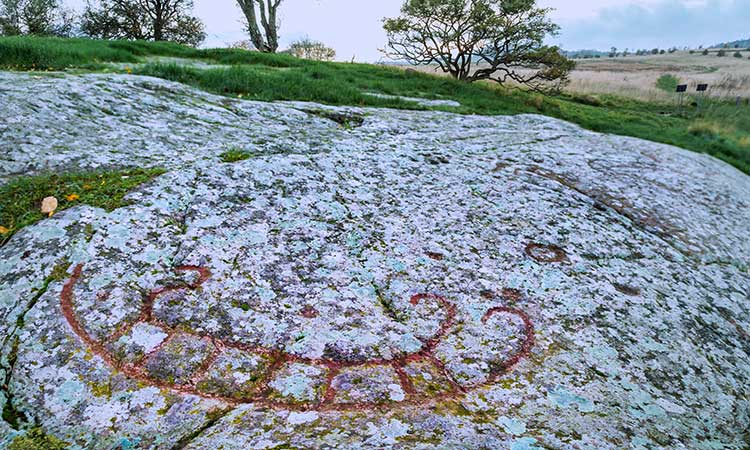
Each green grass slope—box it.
[1,36,749,174]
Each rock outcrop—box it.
[1,72,749,449]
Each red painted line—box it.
[482,307,536,381]
[393,361,416,397]
[524,242,568,263]
[60,264,536,411]
[424,351,466,394]
[187,338,222,386]
[320,367,339,406]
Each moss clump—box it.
[0,167,166,245]
[49,259,72,283]
[219,148,255,163]
[8,427,68,450]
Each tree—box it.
[236,0,281,53]
[383,0,574,92]
[287,38,336,61]
[81,0,205,46]
[609,46,617,57]
[0,0,74,36]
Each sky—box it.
[67,0,749,61]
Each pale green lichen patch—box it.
[433,310,530,387]
[330,365,406,404]
[267,363,328,404]
[108,322,169,364]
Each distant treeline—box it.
[711,39,750,49]
[565,37,750,60]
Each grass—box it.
[220,148,255,162]
[0,36,199,70]
[0,167,165,245]
[0,36,749,174]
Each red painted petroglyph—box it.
[524,242,568,263]
[61,264,535,411]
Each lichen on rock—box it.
[1,72,749,449]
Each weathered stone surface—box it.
[1,72,749,449]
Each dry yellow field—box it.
[409,50,750,101]
[568,51,750,101]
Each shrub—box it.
[229,40,254,51]
[656,74,679,92]
[717,49,726,57]
[733,51,743,58]
[287,38,336,62]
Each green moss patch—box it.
[220,148,255,163]
[0,167,165,245]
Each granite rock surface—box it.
[1,72,749,449]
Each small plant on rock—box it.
[220,148,254,163]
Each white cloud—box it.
[554,0,749,50]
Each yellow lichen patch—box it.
[88,380,113,398]
[8,427,68,450]
[495,375,524,390]
[431,398,475,418]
